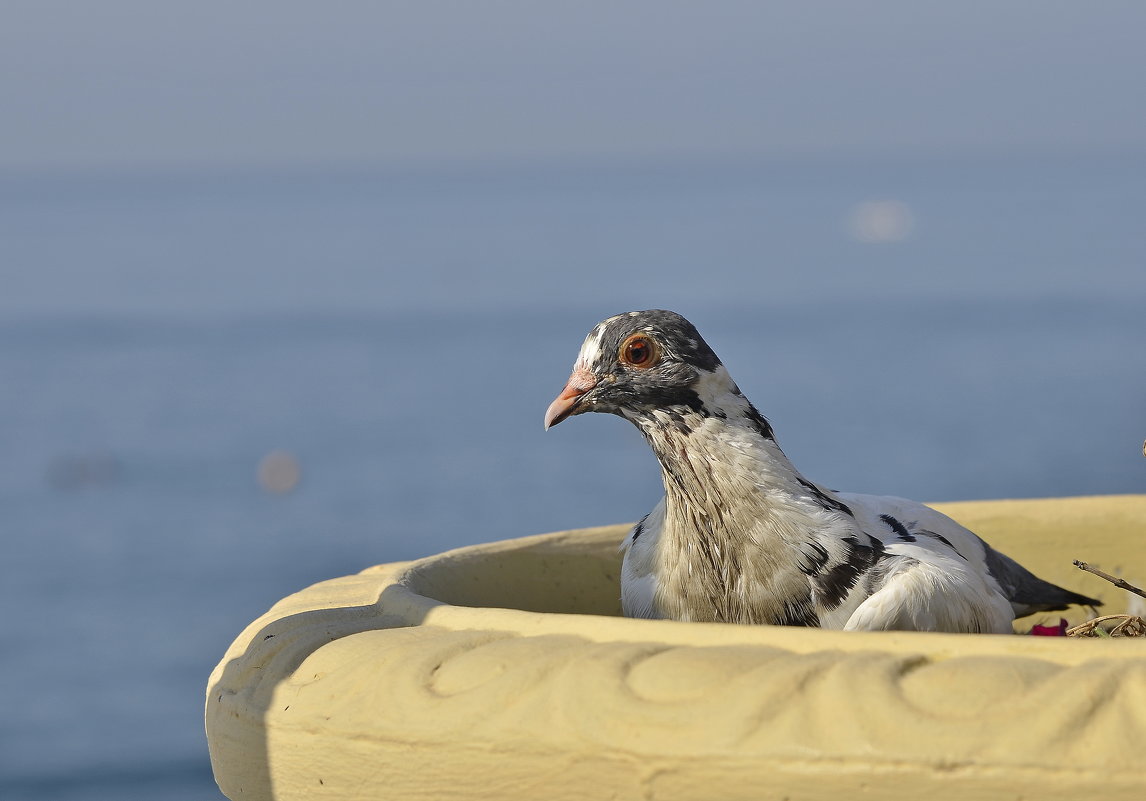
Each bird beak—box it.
[544,368,597,430]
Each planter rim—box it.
[206,494,1146,801]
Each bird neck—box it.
[638,404,831,526]
[629,374,818,516]
[629,383,861,624]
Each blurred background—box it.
[2,2,1144,799]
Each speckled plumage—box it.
[546,310,1100,633]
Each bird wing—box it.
[831,493,1015,631]
[840,492,1098,622]
[842,552,1016,632]
[840,493,991,562]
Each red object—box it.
[1029,618,1069,636]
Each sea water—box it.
[1,155,1143,799]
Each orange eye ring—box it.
[619,333,659,368]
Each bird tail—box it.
[983,545,1102,617]
[1017,583,1103,615]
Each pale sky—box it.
[2,1,1144,169]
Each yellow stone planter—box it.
[206,496,1146,800]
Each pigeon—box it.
[544,309,1100,633]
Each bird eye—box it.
[620,334,658,368]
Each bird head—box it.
[543,310,727,430]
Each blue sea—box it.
[1,154,1144,800]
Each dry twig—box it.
[1066,614,1146,638]
[1072,560,1146,600]
[1064,559,1146,637]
